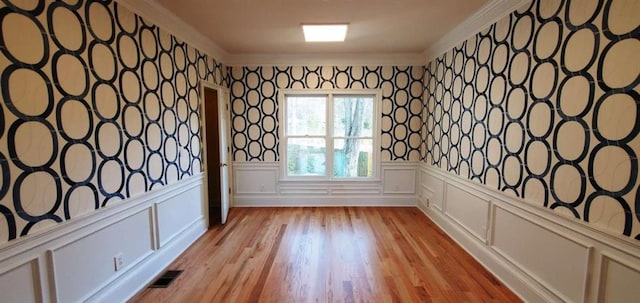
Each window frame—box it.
[279,89,381,181]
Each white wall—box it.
[232,161,417,206]
[418,164,640,303]
[0,175,206,303]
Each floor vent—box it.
[149,270,183,288]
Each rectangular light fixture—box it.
[302,24,348,42]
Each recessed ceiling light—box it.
[302,24,348,42]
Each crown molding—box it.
[422,0,530,63]
[114,0,528,67]
[115,0,228,62]
[224,52,425,67]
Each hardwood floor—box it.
[130,207,521,303]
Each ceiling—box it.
[154,0,490,57]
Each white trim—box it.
[381,167,417,194]
[0,251,40,283]
[417,204,556,302]
[418,164,640,303]
[597,251,640,303]
[225,53,425,67]
[232,161,280,167]
[47,207,155,303]
[0,259,42,303]
[423,0,530,62]
[489,204,593,303]
[115,0,528,67]
[419,184,436,209]
[86,218,206,303]
[443,182,491,243]
[234,196,415,207]
[0,176,206,303]
[0,175,203,256]
[52,244,154,301]
[490,202,595,252]
[115,0,227,61]
[232,161,418,206]
[423,166,640,251]
[381,160,421,167]
[155,198,204,248]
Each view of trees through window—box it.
[333,96,373,177]
[285,94,375,178]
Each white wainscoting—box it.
[0,175,206,303]
[232,161,417,206]
[445,183,491,243]
[0,260,40,302]
[598,251,640,303]
[492,205,592,302]
[418,164,640,303]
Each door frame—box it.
[199,80,233,227]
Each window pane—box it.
[287,138,326,176]
[333,96,373,138]
[333,139,373,178]
[286,96,326,136]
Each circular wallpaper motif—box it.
[1,11,47,66]
[5,68,52,117]
[0,0,229,241]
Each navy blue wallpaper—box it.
[0,0,226,242]
[422,0,640,239]
[228,66,425,162]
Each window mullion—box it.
[326,93,333,179]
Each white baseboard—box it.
[234,196,416,207]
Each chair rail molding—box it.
[0,175,207,303]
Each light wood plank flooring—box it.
[130,207,520,303]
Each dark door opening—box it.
[203,87,222,227]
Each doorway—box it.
[201,84,231,227]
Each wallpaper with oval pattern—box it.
[229,66,425,162]
[0,0,227,243]
[422,0,640,240]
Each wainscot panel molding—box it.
[417,164,640,303]
[0,259,41,302]
[0,175,206,303]
[233,161,418,206]
[445,183,491,243]
[598,251,640,302]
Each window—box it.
[281,90,379,179]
